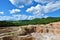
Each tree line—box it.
[0,17,60,27]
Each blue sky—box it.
[0,0,60,20]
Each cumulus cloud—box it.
[26,4,44,16]
[26,4,47,18]
[9,0,33,8]
[9,9,21,14]
[0,12,4,14]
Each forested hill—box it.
[0,17,60,27]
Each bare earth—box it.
[0,22,60,40]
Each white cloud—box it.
[26,4,46,18]
[19,5,24,8]
[0,14,36,21]
[13,14,35,20]
[44,1,60,13]
[9,0,60,19]
[0,12,4,14]
[9,0,33,8]
[0,15,49,20]
[9,9,21,14]
[26,1,60,18]
[34,0,50,3]
[27,16,35,20]
[43,15,49,18]
[34,0,58,4]
[26,4,44,16]
[13,14,27,20]
[0,16,13,21]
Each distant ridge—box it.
[0,17,60,27]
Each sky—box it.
[0,0,60,21]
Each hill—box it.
[0,17,60,27]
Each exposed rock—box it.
[18,35,35,40]
[0,22,60,40]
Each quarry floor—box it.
[0,27,60,40]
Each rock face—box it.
[31,33,60,40]
[0,22,60,40]
[0,27,19,40]
[35,22,60,34]
[17,35,35,40]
